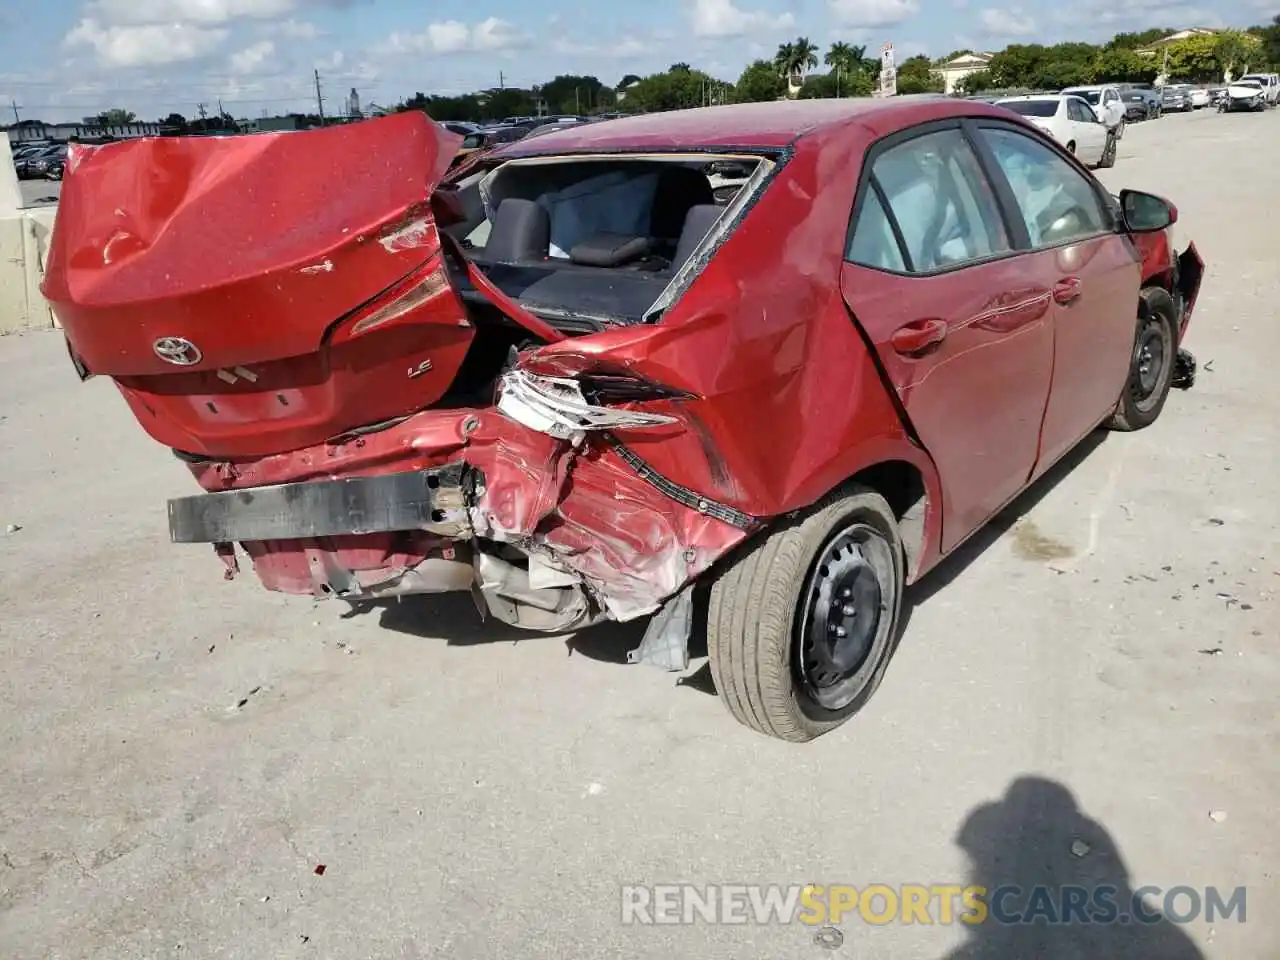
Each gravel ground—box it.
[1,106,1277,959]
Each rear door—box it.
[971,120,1140,473]
[840,122,1056,551]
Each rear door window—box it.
[850,128,1012,273]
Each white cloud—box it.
[230,39,275,72]
[828,0,920,27]
[65,19,229,67]
[691,0,795,38]
[980,6,1035,36]
[86,0,295,27]
[386,17,523,55]
[275,18,320,39]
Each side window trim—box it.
[869,174,913,272]
[958,119,1032,250]
[963,118,1119,247]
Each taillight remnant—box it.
[496,369,680,444]
[347,261,454,337]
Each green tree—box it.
[1090,47,1159,83]
[625,67,721,112]
[956,70,992,94]
[96,108,136,124]
[798,74,837,98]
[985,44,1048,87]
[160,113,188,131]
[895,54,944,94]
[775,37,819,86]
[937,48,975,63]
[617,74,643,90]
[1106,29,1174,50]
[539,75,606,114]
[733,59,788,102]
[825,41,861,74]
[1164,31,1259,82]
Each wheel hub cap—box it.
[800,535,883,689]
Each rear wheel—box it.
[1097,132,1117,169]
[1108,288,1177,431]
[707,486,904,742]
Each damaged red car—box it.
[42,100,1203,741]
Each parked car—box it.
[15,143,67,179]
[1208,86,1228,106]
[42,103,1204,741]
[1060,84,1127,136]
[1219,79,1268,112]
[1161,85,1193,112]
[449,124,535,168]
[440,121,480,137]
[1188,87,1212,109]
[1235,73,1279,107]
[995,95,1116,167]
[1120,88,1160,120]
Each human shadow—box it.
[942,776,1206,960]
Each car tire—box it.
[1097,132,1117,169]
[1115,119,1126,140]
[706,485,904,742]
[1107,287,1178,432]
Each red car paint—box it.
[42,103,1203,624]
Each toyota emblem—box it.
[153,337,202,366]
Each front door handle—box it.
[1053,277,1082,304]
[890,318,948,355]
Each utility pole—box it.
[9,99,18,124]
[196,102,208,120]
[575,87,580,114]
[499,71,505,90]
[217,98,225,117]
[314,69,326,125]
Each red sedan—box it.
[42,99,1203,741]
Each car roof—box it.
[498,98,1026,156]
[997,94,1064,101]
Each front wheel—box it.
[707,486,904,742]
[1107,288,1177,432]
[1114,119,1126,140]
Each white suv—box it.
[1061,84,1127,135]
[1237,74,1279,106]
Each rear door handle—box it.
[1053,277,1082,304]
[890,318,948,355]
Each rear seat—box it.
[483,198,550,263]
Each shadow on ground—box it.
[941,775,1205,960]
[896,429,1110,638]
[338,430,1111,700]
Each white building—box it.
[936,52,993,94]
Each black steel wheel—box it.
[707,485,905,741]
[794,522,897,712]
[1108,287,1178,431]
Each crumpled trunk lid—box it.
[40,113,490,459]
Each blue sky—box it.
[0,0,1273,122]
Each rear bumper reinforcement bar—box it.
[168,463,471,543]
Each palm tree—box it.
[793,37,820,82]
[825,41,865,75]
[774,41,796,79]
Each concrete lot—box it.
[18,179,59,208]
[1,106,1277,959]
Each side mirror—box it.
[1120,189,1177,232]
